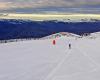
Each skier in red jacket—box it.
[53,40,56,45]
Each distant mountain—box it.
[0,19,100,40]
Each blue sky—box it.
[0,0,100,14]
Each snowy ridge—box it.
[90,32,100,37]
[83,32,100,39]
[0,32,100,44]
[42,32,80,39]
[0,32,80,44]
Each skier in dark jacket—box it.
[69,43,71,49]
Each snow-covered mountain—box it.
[0,34,100,80]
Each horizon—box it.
[0,13,100,21]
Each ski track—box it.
[44,49,71,80]
[75,46,100,71]
[75,39,100,69]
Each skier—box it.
[69,43,71,49]
[53,40,56,45]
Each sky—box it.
[0,0,100,14]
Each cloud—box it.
[0,0,100,13]
[0,2,12,10]
[0,0,77,9]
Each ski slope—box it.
[0,33,100,80]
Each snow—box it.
[0,33,100,80]
[42,32,80,39]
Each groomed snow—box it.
[0,33,100,80]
